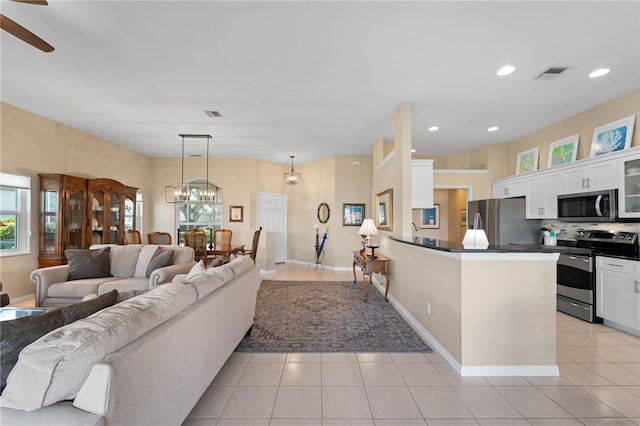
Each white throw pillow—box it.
[185,260,207,280]
[134,245,160,278]
[110,245,142,278]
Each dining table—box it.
[207,244,245,261]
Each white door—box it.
[257,192,287,263]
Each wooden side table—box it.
[353,250,390,302]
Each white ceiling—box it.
[1,1,639,165]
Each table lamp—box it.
[462,212,489,249]
[357,218,379,257]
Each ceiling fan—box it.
[0,0,54,53]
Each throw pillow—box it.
[65,247,112,280]
[145,248,173,278]
[0,310,65,393]
[185,260,207,280]
[0,290,118,393]
[208,256,225,267]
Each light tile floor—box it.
[183,262,640,425]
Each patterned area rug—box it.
[235,280,432,353]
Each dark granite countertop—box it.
[390,235,592,255]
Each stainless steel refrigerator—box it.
[467,197,541,245]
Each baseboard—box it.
[369,281,559,377]
[285,259,352,271]
[9,293,35,305]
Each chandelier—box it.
[284,155,300,185]
[165,134,223,204]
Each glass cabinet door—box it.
[66,189,85,249]
[91,191,105,245]
[620,157,640,218]
[42,190,58,254]
[109,192,120,243]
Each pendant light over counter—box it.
[165,134,223,204]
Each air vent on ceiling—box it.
[204,110,222,118]
[535,67,568,80]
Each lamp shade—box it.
[357,218,379,236]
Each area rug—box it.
[235,280,432,353]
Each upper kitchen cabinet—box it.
[492,176,527,199]
[38,174,138,268]
[619,154,640,219]
[559,158,618,194]
[411,160,434,208]
[525,172,560,219]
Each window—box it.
[176,179,222,246]
[0,173,31,257]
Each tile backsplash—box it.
[542,220,640,239]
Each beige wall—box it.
[0,102,150,299]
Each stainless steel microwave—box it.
[557,190,617,222]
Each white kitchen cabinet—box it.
[619,155,640,219]
[596,256,640,333]
[492,176,527,199]
[559,159,618,194]
[411,159,434,209]
[525,172,559,219]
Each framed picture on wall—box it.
[460,209,467,227]
[590,115,635,157]
[420,204,440,229]
[229,205,243,222]
[342,203,365,226]
[375,188,393,231]
[516,147,539,175]
[547,134,579,167]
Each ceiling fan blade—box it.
[0,14,54,52]
[10,0,49,5]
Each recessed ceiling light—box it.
[428,126,439,132]
[588,68,610,78]
[487,126,499,132]
[411,149,417,153]
[497,65,515,76]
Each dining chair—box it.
[240,227,262,264]
[147,231,172,245]
[125,230,142,244]
[184,230,208,264]
[213,229,233,262]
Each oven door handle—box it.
[595,195,603,217]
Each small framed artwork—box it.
[516,147,539,175]
[460,209,467,227]
[420,204,440,229]
[548,134,579,167]
[229,205,243,222]
[590,115,636,157]
[342,203,365,226]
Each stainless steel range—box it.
[557,230,639,322]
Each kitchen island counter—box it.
[390,235,591,255]
[376,236,559,377]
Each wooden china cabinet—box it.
[38,174,138,268]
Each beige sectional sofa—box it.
[31,244,196,307]
[1,255,260,425]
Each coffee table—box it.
[0,307,54,322]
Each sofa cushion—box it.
[229,256,253,277]
[97,277,149,295]
[183,271,228,300]
[65,248,112,281]
[146,248,173,278]
[134,245,161,278]
[0,283,198,411]
[0,290,118,393]
[109,245,142,278]
[165,245,195,265]
[47,278,114,299]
